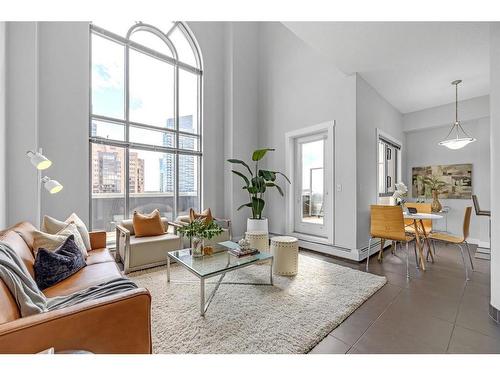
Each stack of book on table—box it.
[218,241,260,257]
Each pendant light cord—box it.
[442,80,474,140]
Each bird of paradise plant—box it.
[228,148,290,220]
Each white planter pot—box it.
[247,218,268,233]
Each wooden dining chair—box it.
[472,195,491,259]
[366,205,415,279]
[428,206,474,281]
[404,203,432,234]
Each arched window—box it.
[90,21,203,231]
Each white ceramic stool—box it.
[245,231,269,253]
[270,236,298,276]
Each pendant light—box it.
[438,80,476,150]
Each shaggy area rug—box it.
[129,254,386,354]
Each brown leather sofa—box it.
[0,221,152,354]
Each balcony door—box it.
[286,122,334,243]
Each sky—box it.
[301,140,324,195]
[91,23,199,192]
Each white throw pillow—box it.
[42,213,91,252]
[32,223,88,258]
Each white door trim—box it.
[285,121,335,244]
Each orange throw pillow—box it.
[133,209,166,237]
[189,208,213,224]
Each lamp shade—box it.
[438,137,476,150]
[27,151,52,170]
[42,177,63,194]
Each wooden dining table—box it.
[403,212,443,270]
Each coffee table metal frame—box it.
[167,249,273,316]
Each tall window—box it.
[378,137,401,197]
[90,22,203,231]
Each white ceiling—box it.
[283,22,490,113]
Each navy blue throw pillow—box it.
[34,235,87,290]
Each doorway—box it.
[286,121,334,243]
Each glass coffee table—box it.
[167,243,273,316]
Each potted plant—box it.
[424,175,446,212]
[228,148,290,233]
[177,219,223,257]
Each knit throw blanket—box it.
[0,241,137,317]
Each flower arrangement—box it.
[392,182,408,206]
[177,219,223,240]
[177,219,223,257]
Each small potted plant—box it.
[228,148,290,233]
[177,219,223,257]
[424,175,446,212]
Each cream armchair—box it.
[116,217,182,274]
[174,215,232,248]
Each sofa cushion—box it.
[42,213,92,252]
[85,248,115,265]
[10,221,38,250]
[34,235,87,290]
[120,217,170,236]
[42,262,123,298]
[129,233,182,268]
[189,208,213,224]
[0,229,35,278]
[133,209,166,238]
[32,224,88,258]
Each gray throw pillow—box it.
[34,235,87,290]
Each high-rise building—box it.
[159,115,196,193]
[129,152,145,193]
[91,144,124,194]
[91,135,144,194]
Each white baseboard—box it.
[466,237,490,249]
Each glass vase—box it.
[431,190,442,213]
[191,237,204,257]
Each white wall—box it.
[0,22,5,228]
[226,23,260,238]
[5,22,90,227]
[404,95,489,132]
[5,22,38,226]
[187,22,226,219]
[490,23,500,315]
[356,75,404,248]
[406,118,490,245]
[38,22,90,224]
[258,22,358,250]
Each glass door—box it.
[294,133,328,237]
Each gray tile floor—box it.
[306,241,500,354]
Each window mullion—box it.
[124,39,131,219]
[174,64,180,220]
[198,70,203,211]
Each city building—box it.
[160,115,196,193]
[91,141,144,194]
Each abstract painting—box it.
[412,164,472,199]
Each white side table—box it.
[270,236,298,276]
[245,231,269,253]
